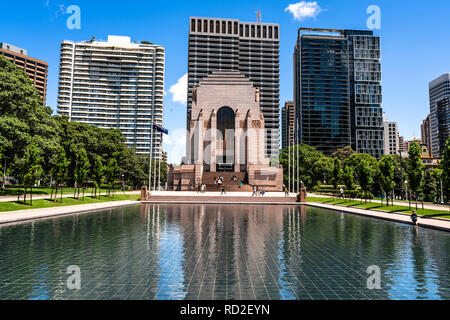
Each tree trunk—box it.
[60,187,63,203]
[2,158,6,189]
[24,187,27,205]
[30,187,33,206]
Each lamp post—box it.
[440,178,444,204]
[405,180,410,209]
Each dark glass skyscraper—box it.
[429,74,450,158]
[188,17,280,158]
[294,28,384,158]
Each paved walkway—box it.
[307,202,450,232]
[0,200,139,226]
[0,191,140,203]
[308,193,450,212]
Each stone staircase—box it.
[201,172,253,192]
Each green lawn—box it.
[0,194,140,213]
[0,187,123,197]
[307,197,450,220]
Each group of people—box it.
[251,185,266,197]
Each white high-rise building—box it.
[383,113,399,155]
[57,35,165,156]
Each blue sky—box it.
[1,0,450,160]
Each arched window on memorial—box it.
[216,107,235,169]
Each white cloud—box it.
[163,128,186,164]
[285,1,322,21]
[169,73,187,104]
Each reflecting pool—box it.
[0,204,449,300]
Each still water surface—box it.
[0,204,449,300]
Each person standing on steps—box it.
[221,186,226,196]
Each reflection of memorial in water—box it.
[162,204,284,299]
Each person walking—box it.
[252,185,257,197]
[284,186,289,197]
[221,186,226,196]
[340,187,344,199]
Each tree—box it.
[22,144,43,206]
[440,137,450,202]
[422,170,437,203]
[0,56,58,186]
[342,165,355,200]
[280,144,326,188]
[432,169,444,203]
[51,147,69,203]
[91,156,104,198]
[407,142,424,210]
[331,157,342,193]
[379,155,396,206]
[393,155,407,200]
[104,158,119,197]
[0,145,3,188]
[312,157,334,187]
[74,148,89,199]
[357,159,373,202]
[332,146,356,161]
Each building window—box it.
[204,20,208,33]
[234,22,238,35]
[191,19,196,32]
[239,24,243,37]
[198,20,202,32]
[216,21,220,34]
[269,26,273,38]
[257,25,261,37]
[210,20,214,33]
[251,25,255,37]
[245,25,249,37]
[263,26,267,38]
[274,26,279,39]
[228,21,232,34]
[222,21,226,33]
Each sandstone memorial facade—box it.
[167,71,283,191]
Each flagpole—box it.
[288,134,291,193]
[149,122,154,191]
[158,132,162,191]
[292,110,295,193]
[153,131,158,191]
[296,118,300,193]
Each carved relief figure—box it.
[193,86,198,103]
[255,87,260,102]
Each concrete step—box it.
[144,195,299,204]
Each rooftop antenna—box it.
[256,11,261,23]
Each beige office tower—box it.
[383,113,399,155]
[57,35,165,156]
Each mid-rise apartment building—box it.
[421,114,432,154]
[383,114,399,155]
[57,35,165,156]
[0,42,48,105]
